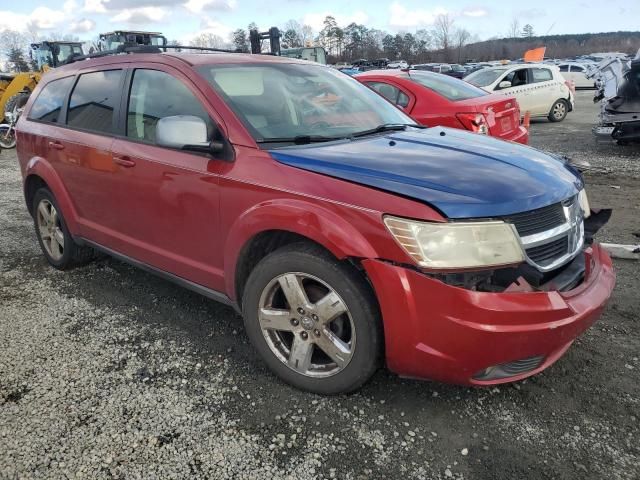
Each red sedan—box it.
[356,69,529,144]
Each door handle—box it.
[48,141,64,150]
[113,156,136,168]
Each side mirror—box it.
[156,115,224,155]
[497,81,512,90]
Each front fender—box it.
[24,156,80,235]
[223,198,380,299]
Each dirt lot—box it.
[1,91,638,479]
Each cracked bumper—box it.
[363,243,615,385]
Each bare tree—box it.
[454,28,471,63]
[301,25,314,47]
[432,14,454,61]
[190,33,228,49]
[507,17,520,39]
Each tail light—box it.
[456,113,489,134]
[565,79,576,94]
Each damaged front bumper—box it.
[363,241,615,386]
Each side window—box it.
[366,81,409,108]
[531,68,553,83]
[397,91,410,108]
[571,65,585,73]
[558,65,569,72]
[502,69,528,88]
[27,77,74,123]
[67,70,123,134]
[366,81,400,103]
[127,69,213,144]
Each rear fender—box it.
[223,199,379,299]
[24,156,80,235]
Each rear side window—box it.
[67,70,123,134]
[127,69,212,144]
[28,77,74,123]
[531,68,553,83]
[559,65,569,72]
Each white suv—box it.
[465,64,574,122]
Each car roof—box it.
[48,52,315,78]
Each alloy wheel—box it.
[553,102,566,120]
[258,272,355,378]
[36,199,64,261]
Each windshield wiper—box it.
[349,123,426,139]
[257,135,344,145]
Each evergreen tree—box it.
[522,24,535,38]
[8,47,30,72]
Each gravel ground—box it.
[1,91,639,479]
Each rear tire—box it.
[241,242,383,394]
[32,188,96,270]
[548,99,568,122]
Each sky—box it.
[1,0,639,45]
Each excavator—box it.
[0,41,84,121]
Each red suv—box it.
[16,52,614,394]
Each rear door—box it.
[108,65,227,291]
[527,67,555,115]
[54,68,126,236]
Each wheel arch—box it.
[23,157,80,235]
[224,199,380,302]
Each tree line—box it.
[2,15,639,73]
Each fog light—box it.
[473,355,545,381]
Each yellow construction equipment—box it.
[0,41,84,121]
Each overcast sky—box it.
[1,0,639,44]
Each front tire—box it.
[242,243,383,394]
[548,99,569,122]
[32,188,96,270]
[0,125,16,149]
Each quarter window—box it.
[67,70,123,134]
[27,77,74,123]
[127,69,212,144]
[531,68,553,83]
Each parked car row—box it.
[15,50,613,395]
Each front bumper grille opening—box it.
[526,236,569,266]
[473,355,545,381]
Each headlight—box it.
[384,216,525,269]
[578,189,591,218]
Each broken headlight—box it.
[384,216,525,269]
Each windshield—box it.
[199,63,414,142]
[465,68,509,87]
[407,72,487,101]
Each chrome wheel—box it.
[552,101,566,120]
[36,199,64,261]
[258,272,355,378]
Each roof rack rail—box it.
[66,44,163,63]
[164,45,244,54]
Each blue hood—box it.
[269,127,583,218]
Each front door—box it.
[495,68,534,113]
[108,66,227,291]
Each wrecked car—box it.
[587,49,640,144]
[16,52,615,394]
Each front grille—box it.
[526,236,569,266]
[505,203,565,237]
